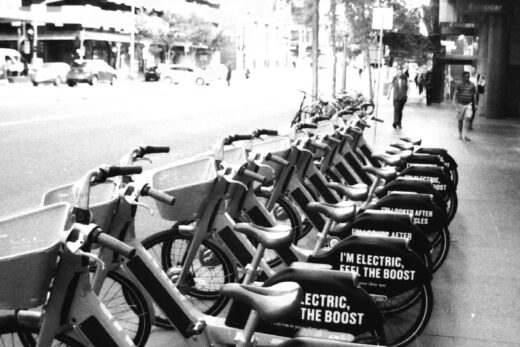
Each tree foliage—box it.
[135,10,224,50]
[340,0,433,63]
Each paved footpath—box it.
[371,94,520,346]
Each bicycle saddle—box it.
[327,182,368,201]
[416,147,448,155]
[362,165,397,181]
[386,148,413,160]
[233,223,293,250]
[307,201,356,223]
[390,141,414,151]
[400,136,422,146]
[220,281,302,322]
[371,153,401,166]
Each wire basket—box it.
[221,146,248,167]
[151,156,218,222]
[250,136,292,179]
[41,181,119,233]
[0,202,70,309]
[315,122,335,136]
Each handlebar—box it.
[312,116,330,123]
[97,165,143,181]
[224,134,254,145]
[89,227,136,258]
[324,135,342,144]
[297,123,318,130]
[254,129,278,137]
[306,140,330,152]
[238,167,267,184]
[141,184,176,206]
[265,153,290,167]
[140,145,170,155]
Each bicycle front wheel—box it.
[90,269,151,347]
[0,314,85,347]
[142,229,237,329]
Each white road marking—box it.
[0,114,77,127]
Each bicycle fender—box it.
[345,210,431,261]
[225,267,385,337]
[415,147,458,169]
[370,192,449,233]
[398,166,455,197]
[309,235,431,298]
[397,153,445,171]
[375,178,447,211]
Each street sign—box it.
[372,7,393,30]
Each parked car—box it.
[145,64,209,85]
[0,48,26,77]
[144,65,162,81]
[30,62,70,86]
[66,59,117,86]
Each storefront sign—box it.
[458,0,505,13]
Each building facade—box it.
[436,0,519,118]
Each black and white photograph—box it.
[0,0,518,346]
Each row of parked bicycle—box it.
[0,91,458,347]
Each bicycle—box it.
[143,139,432,346]
[1,164,364,347]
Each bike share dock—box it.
[145,93,520,347]
[367,96,520,347]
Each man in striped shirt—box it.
[453,71,477,141]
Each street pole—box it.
[373,26,383,143]
[312,0,319,101]
[129,0,135,79]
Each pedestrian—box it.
[452,71,477,141]
[423,69,433,105]
[226,65,232,87]
[469,65,485,130]
[387,67,408,129]
[245,68,250,79]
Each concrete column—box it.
[485,13,508,118]
[476,18,489,118]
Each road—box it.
[0,76,303,218]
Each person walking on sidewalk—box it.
[387,67,408,129]
[453,71,477,141]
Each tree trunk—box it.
[330,0,337,99]
[312,0,319,101]
[364,43,374,99]
[341,34,348,93]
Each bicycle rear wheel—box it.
[0,314,85,347]
[142,229,237,329]
[378,283,433,347]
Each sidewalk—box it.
[368,93,520,346]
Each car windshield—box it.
[41,63,59,68]
[72,61,88,68]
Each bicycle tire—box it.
[0,314,85,347]
[90,269,151,347]
[448,166,459,187]
[378,283,433,347]
[429,226,450,272]
[141,229,237,329]
[445,189,458,223]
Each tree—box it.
[135,10,224,62]
[341,0,433,65]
